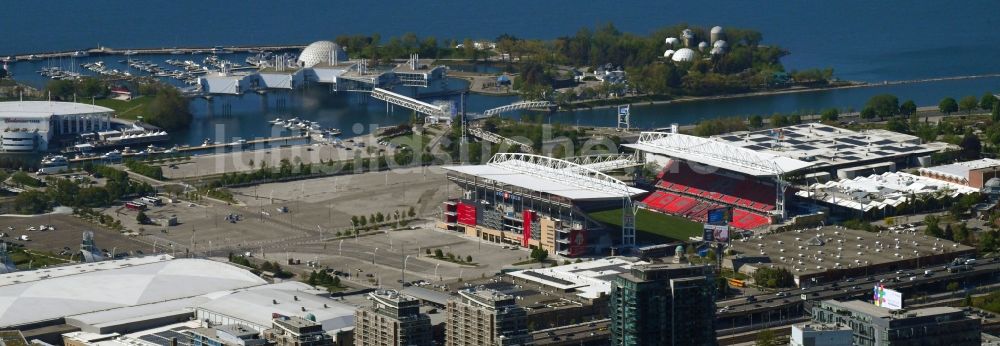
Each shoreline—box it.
[558,73,1000,113]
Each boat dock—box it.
[68,135,311,163]
[4,44,307,61]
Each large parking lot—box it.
[0,213,150,260]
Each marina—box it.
[66,134,311,163]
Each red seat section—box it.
[731,209,770,230]
[639,160,774,230]
[657,161,778,212]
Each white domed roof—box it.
[711,26,724,34]
[698,41,709,51]
[710,47,724,55]
[298,40,348,68]
[681,29,694,38]
[713,40,729,48]
[671,48,697,62]
[665,37,679,46]
[663,49,675,58]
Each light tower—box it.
[80,231,105,263]
[0,243,16,274]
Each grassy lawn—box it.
[589,208,702,242]
[94,96,152,120]
[9,248,71,269]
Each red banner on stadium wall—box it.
[456,202,476,226]
[522,210,534,247]
[568,228,587,257]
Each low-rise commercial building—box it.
[790,323,853,346]
[188,325,266,346]
[265,316,342,346]
[811,300,980,346]
[0,101,113,152]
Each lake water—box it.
[2,0,998,145]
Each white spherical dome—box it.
[714,40,729,48]
[671,48,697,62]
[663,49,675,58]
[681,29,694,39]
[698,41,709,51]
[665,37,679,46]
[298,41,348,68]
[711,26,724,34]
[710,47,724,55]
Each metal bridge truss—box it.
[563,154,642,173]
[482,101,555,117]
[371,88,446,117]
[488,153,639,248]
[636,131,791,219]
[467,128,535,154]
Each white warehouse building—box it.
[0,101,113,152]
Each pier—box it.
[3,45,307,61]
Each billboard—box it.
[707,207,733,224]
[873,284,903,310]
[703,224,730,242]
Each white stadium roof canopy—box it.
[0,257,266,327]
[443,153,645,201]
[624,132,815,177]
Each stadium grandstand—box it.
[439,153,644,256]
[626,131,814,231]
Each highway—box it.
[715,257,1000,331]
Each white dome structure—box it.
[665,37,679,47]
[671,48,697,62]
[698,41,709,52]
[710,47,724,55]
[663,49,675,58]
[681,29,696,47]
[713,40,729,48]
[297,40,348,68]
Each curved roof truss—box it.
[488,153,636,198]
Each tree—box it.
[959,132,982,160]
[939,97,958,114]
[981,92,997,111]
[145,87,192,131]
[820,108,839,122]
[768,114,789,128]
[407,206,416,218]
[959,95,979,115]
[755,329,779,346]
[434,249,443,258]
[866,94,899,119]
[993,102,1000,123]
[748,115,763,128]
[425,248,431,255]
[530,248,549,262]
[925,215,942,238]
[136,211,151,224]
[860,106,876,120]
[899,100,917,116]
[465,255,472,262]
[789,114,802,125]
